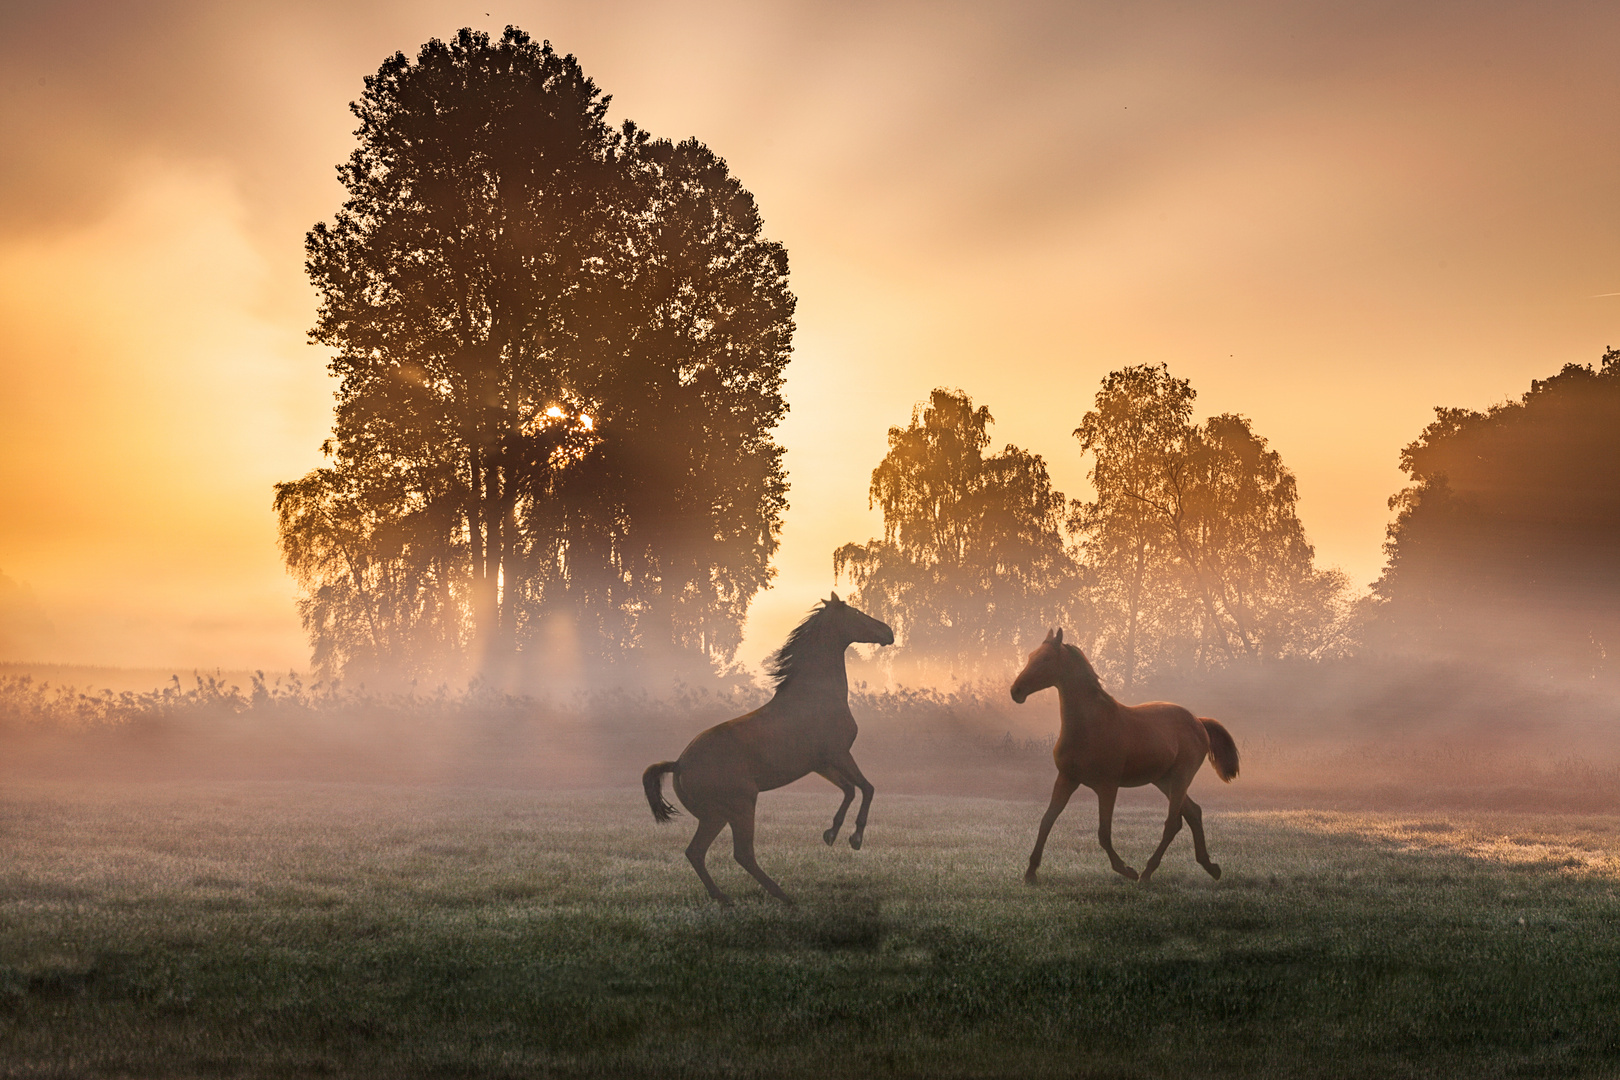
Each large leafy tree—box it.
[277,28,793,682]
[833,389,1076,679]
[1373,348,1620,674]
[1072,364,1347,688]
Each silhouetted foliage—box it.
[1072,364,1349,689]
[1371,348,1620,676]
[277,28,793,683]
[1068,365,1190,690]
[834,390,1076,679]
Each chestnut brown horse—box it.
[643,593,894,904]
[1010,628,1239,884]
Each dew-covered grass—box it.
[0,781,1617,1078]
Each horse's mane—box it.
[1063,642,1106,693]
[765,602,837,689]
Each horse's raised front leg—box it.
[1095,785,1138,881]
[685,816,731,905]
[730,799,793,905]
[1138,778,1189,883]
[829,750,875,850]
[1025,773,1080,883]
[817,767,858,846]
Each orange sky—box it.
[1,0,1616,674]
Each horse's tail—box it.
[1200,719,1240,782]
[643,761,681,822]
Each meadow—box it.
[1,781,1617,1079]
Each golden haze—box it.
[0,0,1616,672]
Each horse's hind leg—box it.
[685,817,731,905]
[817,768,858,846]
[1138,779,1189,883]
[829,750,875,850]
[730,799,793,905]
[1181,795,1220,879]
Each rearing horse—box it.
[1010,628,1239,883]
[644,593,894,904]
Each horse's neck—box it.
[770,643,850,712]
[1056,676,1115,735]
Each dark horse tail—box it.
[1200,719,1240,782]
[643,761,680,822]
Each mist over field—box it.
[3,646,1617,819]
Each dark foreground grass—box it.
[0,782,1617,1079]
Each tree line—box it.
[276,27,1620,689]
[838,348,1620,687]
[835,374,1351,690]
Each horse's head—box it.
[766,593,894,690]
[822,591,895,647]
[1010,628,1097,703]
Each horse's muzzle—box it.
[1010,686,1027,704]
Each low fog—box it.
[2,632,1617,818]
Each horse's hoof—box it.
[776,893,796,907]
[713,894,734,907]
[849,835,863,851]
[1116,866,1139,882]
[823,829,837,846]
[1205,862,1222,880]
[1023,869,1038,885]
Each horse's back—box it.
[678,708,762,769]
[675,703,834,798]
[1123,701,1204,739]
[1117,700,1209,783]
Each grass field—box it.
[1,781,1617,1078]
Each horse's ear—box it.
[1054,628,1064,645]
[1044,627,1055,642]
[829,591,841,603]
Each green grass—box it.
[0,782,1617,1078]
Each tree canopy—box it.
[831,374,1345,687]
[277,28,794,684]
[1071,365,1347,689]
[834,389,1075,680]
[1372,348,1620,675]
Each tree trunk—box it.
[469,444,501,674]
[1123,526,1144,695]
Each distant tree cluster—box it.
[837,349,1620,688]
[276,29,793,683]
[1370,347,1620,676]
[835,372,1350,688]
[1071,365,1349,689]
[833,390,1075,680]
